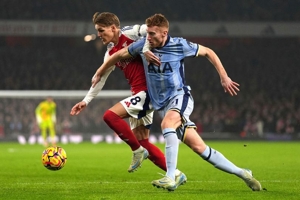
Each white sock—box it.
[133,146,143,153]
[163,128,178,181]
[201,146,244,177]
[175,169,181,176]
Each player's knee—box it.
[161,115,182,129]
[103,110,115,124]
[161,118,171,129]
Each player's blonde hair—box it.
[145,13,169,29]
[92,12,120,28]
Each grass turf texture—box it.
[0,141,299,200]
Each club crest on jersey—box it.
[148,62,173,73]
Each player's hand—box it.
[70,101,87,115]
[144,50,161,66]
[221,77,240,96]
[91,74,100,88]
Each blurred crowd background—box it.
[0,0,299,140]
[1,0,300,21]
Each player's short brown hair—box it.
[92,12,120,28]
[145,14,169,29]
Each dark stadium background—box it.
[0,0,299,142]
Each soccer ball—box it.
[42,146,67,171]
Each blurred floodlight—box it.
[84,35,92,42]
[84,34,97,42]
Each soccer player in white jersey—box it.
[91,13,263,192]
[70,12,186,186]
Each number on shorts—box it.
[130,96,141,105]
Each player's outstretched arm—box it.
[92,47,132,87]
[197,44,240,96]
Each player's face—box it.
[95,24,117,45]
[147,26,168,48]
[46,97,53,102]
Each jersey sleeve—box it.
[82,67,114,105]
[82,51,115,105]
[122,24,147,41]
[180,38,200,57]
[128,38,145,57]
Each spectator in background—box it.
[0,36,299,139]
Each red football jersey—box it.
[108,34,147,95]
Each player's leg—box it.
[130,115,186,186]
[130,117,166,171]
[182,127,262,191]
[171,92,262,191]
[39,122,48,147]
[174,93,245,177]
[48,120,56,146]
[113,91,155,172]
[184,127,244,172]
[103,94,149,172]
[151,110,181,191]
[129,117,187,187]
[103,102,142,151]
[152,94,190,191]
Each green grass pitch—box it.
[0,141,299,200]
